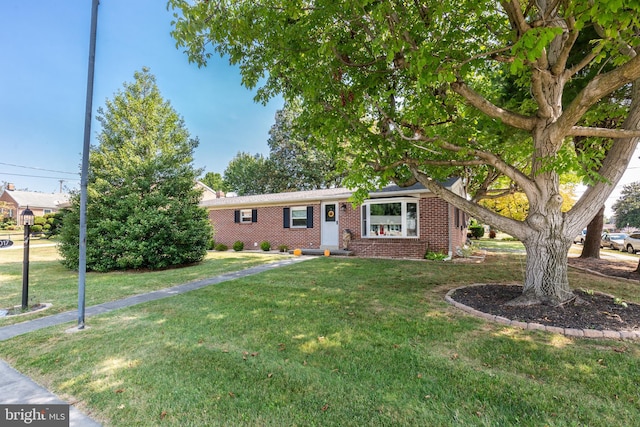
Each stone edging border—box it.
[0,303,53,318]
[445,284,640,340]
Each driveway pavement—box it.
[596,247,639,262]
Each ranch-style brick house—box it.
[0,184,69,225]
[202,178,469,259]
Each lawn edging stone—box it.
[446,285,639,340]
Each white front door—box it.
[321,202,339,248]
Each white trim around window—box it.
[240,209,253,223]
[290,206,308,228]
[361,197,419,238]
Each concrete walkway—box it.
[0,255,313,426]
[0,359,102,427]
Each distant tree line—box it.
[202,101,345,196]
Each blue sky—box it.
[0,2,637,217]
[0,0,283,194]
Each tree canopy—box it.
[201,171,226,192]
[59,68,212,271]
[169,1,640,305]
[222,152,273,196]
[267,101,344,191]
[613,181,640,229]
[221,102,344,195]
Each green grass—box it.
[1,254,639,426]
[473,238,525,252]
[0,247,286,325]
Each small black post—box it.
[21,207,34,310]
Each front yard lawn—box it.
[0,254,639,426]
[0,250,284,326]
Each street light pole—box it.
[21,206,34,310]
[78,0,100,329]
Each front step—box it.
[289,248,353,256]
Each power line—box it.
[0,172,80,181]
[0,162,78,176]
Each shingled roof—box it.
[2,190,69,209]
[201,178,462,209]
[201,187,353,208]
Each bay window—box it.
[361,198,418,238]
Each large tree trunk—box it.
[579,206,604,259]
[508,230,574,306]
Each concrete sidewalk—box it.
[0,255,312,341]
[0,359,102,427]
[0,255,313,426]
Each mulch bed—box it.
[450,284,640,331]
[568,256,640,281]
[448,255,640,332]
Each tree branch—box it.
[409,166,528,239]
[530,69,554,118]
[470,168,502,201]
[457,45,514,69]
[542,0,563,21]
[332,46,385,69]
[568,126,640,138]
[450,80,537,131]
[555,54,640,134]
[568,81,640,234]
[435,140,536,198]
[550,17,578,76]
[412,157,487,167]
[367,156,486,174]
[476,188,519,200]
[500,0,530,36]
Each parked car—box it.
[624,233,640,253]
[573,229,587,244]
[601,233,627,251]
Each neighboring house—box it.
[201,178,469,259]
[7,181,218,222]
[0,185,69,225]
[195,180,224,202]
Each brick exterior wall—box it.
[208,195,468,259]
[345,196,466,259]
[210,204,323,251]
[0,192,17,219]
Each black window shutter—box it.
[252,209,258,223]
[306,206,314,228]
[234,210,240,223]
[283,208,290,228]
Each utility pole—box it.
[78,0,99,329]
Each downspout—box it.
[445,203,453,261]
